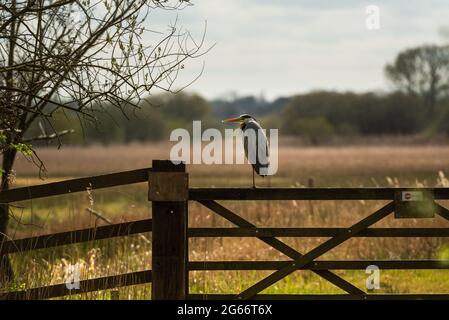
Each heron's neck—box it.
[240,119,255,130]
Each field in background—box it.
[4,143,449,299]
[12,142,449,186]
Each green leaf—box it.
[10,142,33,156]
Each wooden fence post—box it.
[149,160,188,300]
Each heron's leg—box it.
[252,169,256,188]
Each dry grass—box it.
[12,142,449,186]
[3,143,449,299]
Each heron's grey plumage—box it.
[242,119,269,176]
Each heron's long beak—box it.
[222,117,241,123]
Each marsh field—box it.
[4,142,449,299]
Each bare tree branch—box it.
[22,129,75,143]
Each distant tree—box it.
[281,91,360,138]
[294,117,335,145]
[0,0,205,282]
[161,92,210,120]
[358,92,427,135]
[81,101,167,144]
[148,92,211,132]
[385,45,449,117]
[281,91,427,139]
[210,95,289,119]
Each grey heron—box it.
[222,114,269,188]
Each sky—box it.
[148,0,449,100]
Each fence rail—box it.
[0,270,152,300]
[188,260,449,271]
[187,294,449,300]
[188,227,449,237]
[1,219,152,254]
[189,187,449,200]
[1,160,449,300]
[0,168,151,203]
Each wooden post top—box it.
[152,160,185,172]
[149,161,188,202]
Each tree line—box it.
[27,89,448,146]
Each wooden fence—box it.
[1,160,449,300]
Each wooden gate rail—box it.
[189,188,449,200]
[188,227,449,237]
[0,167,152,203]
[188,260,449,271]
[188,294,449,300]
[1,219,152,254]
[0,270,152,300]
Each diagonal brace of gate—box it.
[234,201,395,299]
[437,203,449,221]
[197,200,365,296]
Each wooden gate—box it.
[1,160,449,299]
